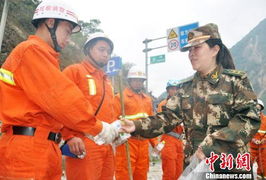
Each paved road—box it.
[148,161,163,180]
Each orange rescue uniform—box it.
[158,99,184,180]
[62,61,116,180]
[250,113,266,178]
[0,36,102,180]
[115,88,158,180]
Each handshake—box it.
[64,120,136,159]
[86,120,135,146]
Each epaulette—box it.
[177,75,194,87]
[222,69,247,79]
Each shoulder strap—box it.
[222,69,246,79]
[94,78,105,116]
[177,75,194,87]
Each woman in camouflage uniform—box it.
[122,23,260,174]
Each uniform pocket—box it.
[208,93,233,105]
[207,93,233,126]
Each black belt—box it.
[12,126,62,144]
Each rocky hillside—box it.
[231,18,266,103]
[0,0,36,65]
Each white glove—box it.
[89,121,120,145]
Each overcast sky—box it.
[64,0,265,96]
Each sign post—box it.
[143,37,166,92]
[118,70,133,180]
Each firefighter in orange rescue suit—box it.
[157,80,184,180]
[114,66,159,180]
[250,99,266,180]
[0,1,119,179]
[62,33,117,180]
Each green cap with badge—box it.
[181,23,221,52]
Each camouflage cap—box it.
[181,23,221,52]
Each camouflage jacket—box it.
[133,66,260,157]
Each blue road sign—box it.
[178,22,199,48]
[104,56,122,76]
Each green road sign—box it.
[150,54,165,64]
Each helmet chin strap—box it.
[131,88,142,94]
[88,53,106,68]
[45,20,61,52]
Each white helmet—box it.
[166,80,179,89]
[258,99,264,110]
[32,0,81,33]
[83,32,114,55]
[127,66,146,80]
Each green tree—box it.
[80,19,103,36]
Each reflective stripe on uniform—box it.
[124,113,148,120]
[0,68,16,85]
[258,130,266,134]
[86,75,96,95]
[167,131,183,140]
[257,175,266,179]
